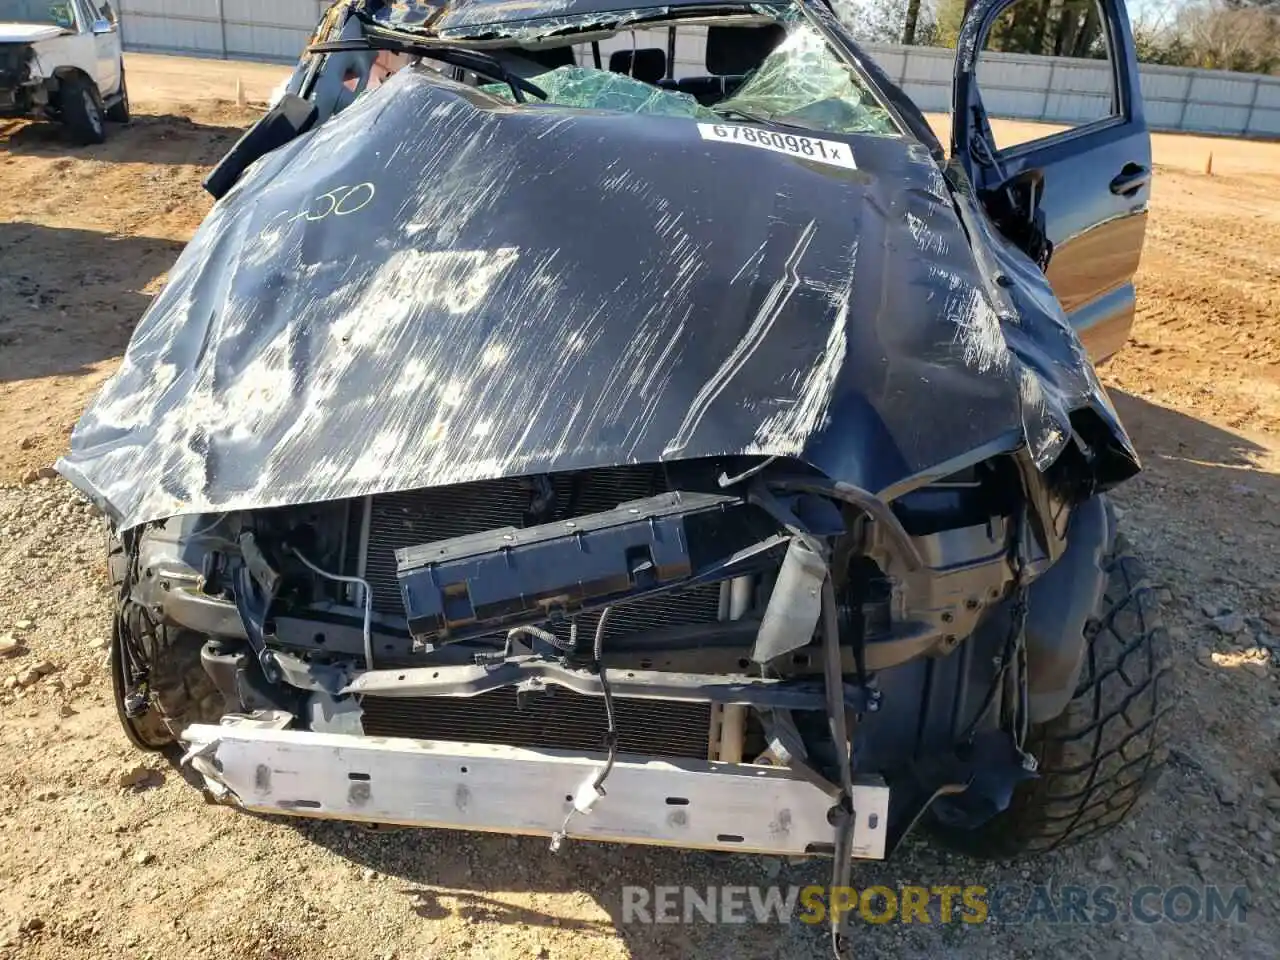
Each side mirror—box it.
[92,19,116,34]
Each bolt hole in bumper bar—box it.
[181,723,890,859]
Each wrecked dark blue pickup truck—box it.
[58,0,1167,941]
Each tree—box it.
[903,0,924,43]
[1220,0,1280,11]
[1179,2,1280,72]
[1055,0,1104,58]
[1131,21,1193,65]
[835,0,908,42]
[891,0,1279,73]
[932,0,966,46]
[979,0,1105,58]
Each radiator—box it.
[349,466,724,759]
[360,688,713,760]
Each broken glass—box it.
[484,65,718,119]
[361,0,441,27]
[338,0,901,137]
[715,21,897,136]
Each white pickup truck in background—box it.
[0,0,128,143]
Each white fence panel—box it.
[1142,98,1183,129]
[1251,108,1280,136]
[223,23,313,61]
[880,45,950,112]
[119,11,222,56]
[125,0,208,16]
[866,46,905,80]
[977,53,1055,90]
[221,0,322,24]
[1182,102,1253,135]
[1257,81,1280,109]
[1139,68,1191,101]
[1188,72,1258,107]
[118,0,327,61]
[1047,91,1111,123]
[114,4,1280,138]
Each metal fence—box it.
[117,0,330,63]
[115,1,1280,138]
[861,42,1280,138]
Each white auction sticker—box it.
[697,123,857,170]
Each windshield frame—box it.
[359,0,917,142]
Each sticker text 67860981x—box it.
[697,124,857,170]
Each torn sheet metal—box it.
[59,58,1135,530]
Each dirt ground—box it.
[0,55,1278,960]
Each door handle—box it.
[1109,164,1150,196]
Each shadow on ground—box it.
[1108,388,1280,498]
[290,818,839,957]
[0,221,184,383]
[0,112,244,164]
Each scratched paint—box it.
[59,42,1136,529]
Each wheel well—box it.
[50,67,97,100]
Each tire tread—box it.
[935,533,1173,859]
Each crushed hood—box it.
[59,66,1134,529]
[0,23,63,43]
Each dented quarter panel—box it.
[58,63,1135,529]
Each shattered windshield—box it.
[715,19,896,135]
[341,1,899,138]
[484,65,720,119]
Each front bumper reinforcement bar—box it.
[181,723,890,859]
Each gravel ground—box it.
[0,57,1278,960]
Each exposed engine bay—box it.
[59,0,1169,953]
[117,450,1112,852]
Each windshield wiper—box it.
[307,35,548,103]
[712,106,810,131]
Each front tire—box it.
[934,533,1173,858]
[59,74,106,145]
